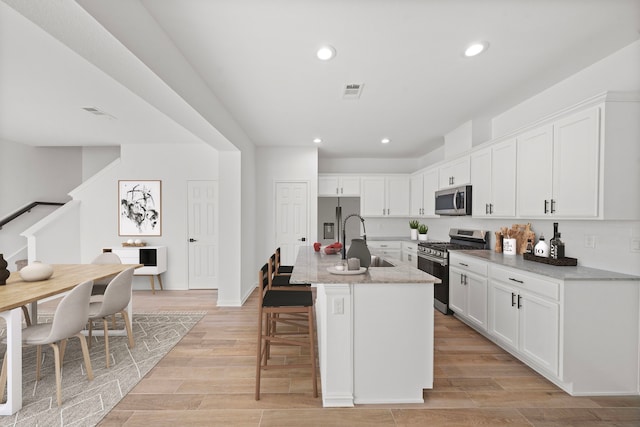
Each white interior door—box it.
[187,181,218,289]
[275,182,309,265]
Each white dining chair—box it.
[90,252,122,296]
[1,280,94,407]
[87,267,135,368]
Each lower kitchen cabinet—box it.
[449,261,488,331]
[449,251,640,396]
[401,241,418,267]
[367,240,401,259]
[488,278,559,376]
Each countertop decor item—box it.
[0,253,10,285]
[327,266,368,275]
[534,234,549,257]
[19,261,54,281]
[523,253,578,266]
[409,220,420,240]
[346,238,372,268]
[418,224,428,241]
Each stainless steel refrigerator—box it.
[317,197,361,246]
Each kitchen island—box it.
[290,246,440,407]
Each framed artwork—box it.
[118,180,162,236]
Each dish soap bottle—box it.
[550,222,565,259]
[534,234,549,257]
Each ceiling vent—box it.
[343,83,364,99]
[81,106,116,119]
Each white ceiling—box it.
[1,0,639,159]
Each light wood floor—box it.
[97,290,640,426]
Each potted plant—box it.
[409,220,420,240]
[418,223,429,241]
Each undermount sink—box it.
[370,255,395,267]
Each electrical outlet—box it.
[584,235,596,248]
[332,297,344,315]
[631,238,640,253]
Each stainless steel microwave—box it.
[435,185,472,216]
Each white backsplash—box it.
[365,216,640,276]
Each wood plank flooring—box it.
[97,290,640,426]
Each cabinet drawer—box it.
[490,265,559,301]
[367,241,401,249]
[401,241,418,252]
[449,253,487,277]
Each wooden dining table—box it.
[0,263,142,415]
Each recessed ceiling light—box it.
[381,138,391,144]
[313,138,322,144]
[464,41,489,57]
[317,45,336,61]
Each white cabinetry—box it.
[367,240,401,259]
[318,175,361,197]
[401,241,418,266]
[448,253,488,331]
[438,156,470,189]
[471,139,516,217]
[488,265,559,376]
[361,175,410,217]
[410,168,439,217]
[450,251,640,396]
[108,246,167,293]
[517,107,600,218]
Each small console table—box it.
[105,246,167,293]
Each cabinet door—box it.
[448,267,467,316]
[491,139,517,217]
[410,173,424,216]
[421,168,439,216]
[517,125,553,217]
[466,273,488,331]
[340,176,361,196]
[386,176,410,216]
[553,107,600,218]
[488,281,518,350]
[519,292,559,375]
[318,175,339,196]
[439,156,470,188]
[470,148,492,217]
[402,250,417,267]
[361,177,386,216]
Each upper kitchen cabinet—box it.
[516,92,640,220]
[438,156,470,189]
[318,174,361,197]
[517,108,599,218]
[361,175,410,217]
[471,138,516,218]
[410,168,439,217]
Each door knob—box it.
[299,237,306,242]
[189,238,198,242]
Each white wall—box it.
[72,143,219,291]
[256,147,318,265]
[319,157,418,174]
[493,40,640,138]
[82,146,120,180]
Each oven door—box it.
[418,252,450,314]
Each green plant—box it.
[409,220,420,229]
[418,224,428,234]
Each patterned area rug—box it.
[1,312,205,427]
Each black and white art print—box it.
[118,180,162,236]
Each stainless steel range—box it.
[417,228,489,314]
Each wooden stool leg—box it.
[157,274,163,291]
[149,276,155,294]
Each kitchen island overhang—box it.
[290,247,441,407]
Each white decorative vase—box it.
[418,233,428,241]
[19,261,54,282]
[410,229,418,240]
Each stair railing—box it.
[0,202,65,230]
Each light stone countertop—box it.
[290,246,441,285]
[452,249,640,281]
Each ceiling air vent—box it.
[81,106,116,119]
[343,83,364,99]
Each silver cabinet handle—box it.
[551,199,556,214]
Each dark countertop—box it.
[451,250,640,281]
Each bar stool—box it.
[275,247,294,275]
[255,263,317,400]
